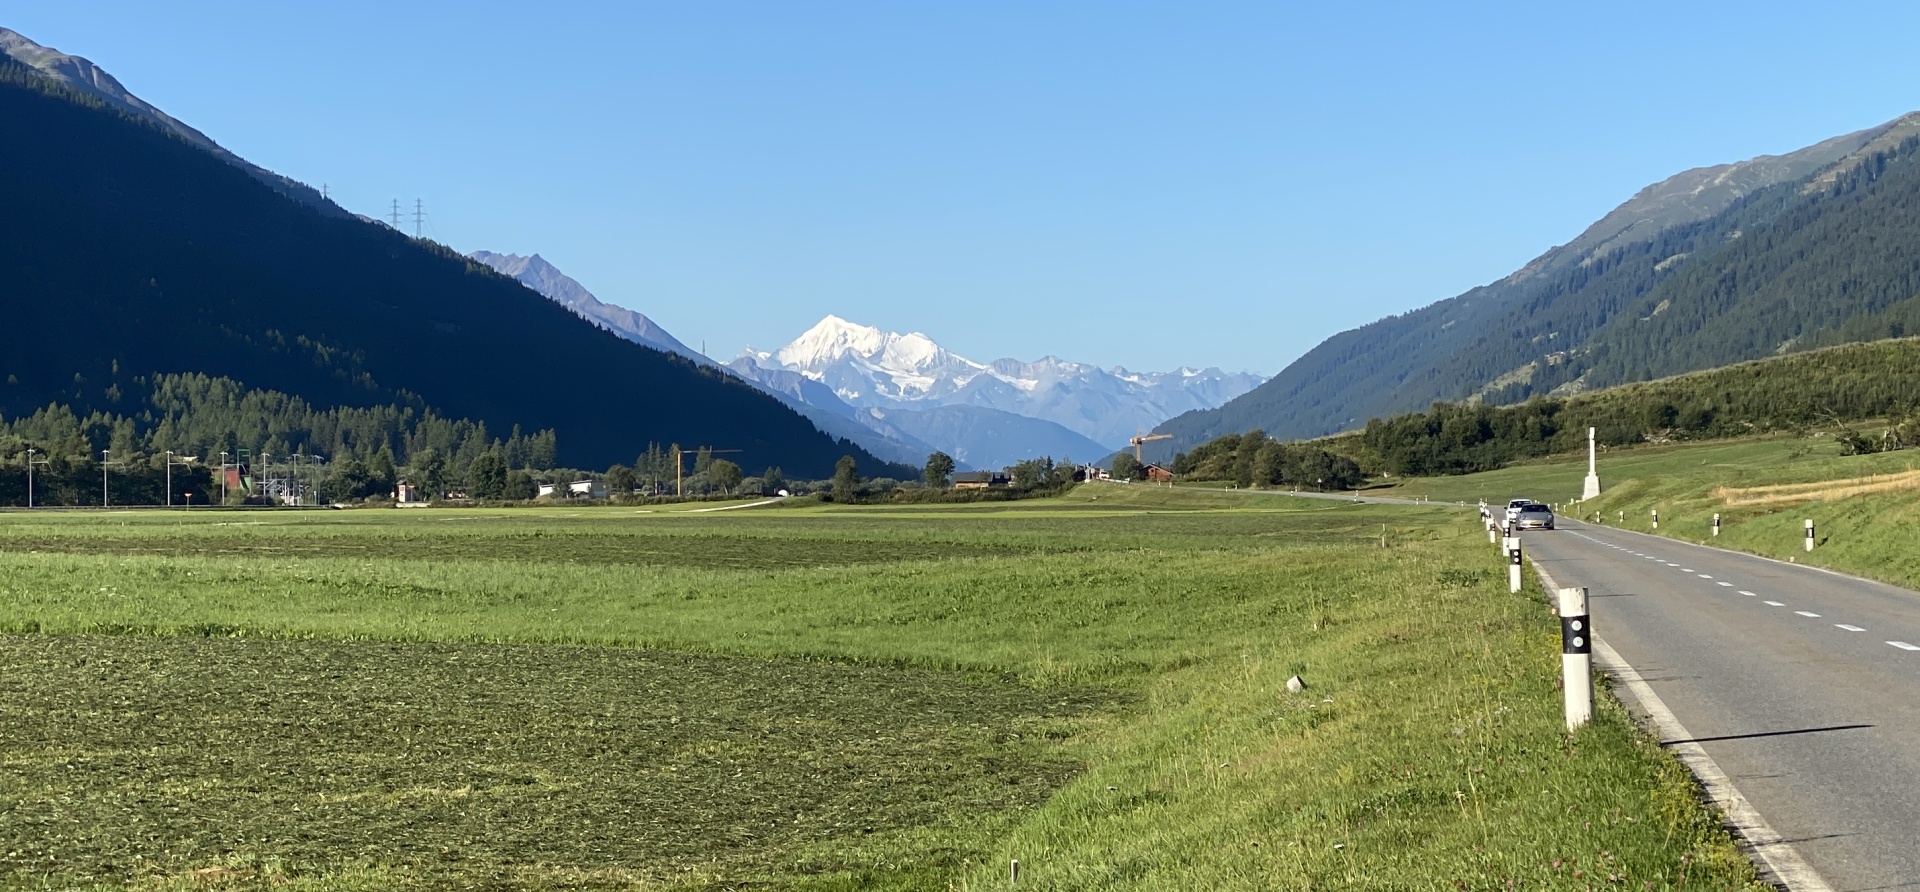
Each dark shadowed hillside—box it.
[0,60,905,478]
[1160,113,1920,447]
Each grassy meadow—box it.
[0,486,1765,890]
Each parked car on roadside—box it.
[1514,503,1556,530]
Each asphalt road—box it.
[1522,519,1920,891]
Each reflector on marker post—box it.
[1805,518,1815,552]
[1558,586,1593,731]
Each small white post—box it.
[1011,859,1020,884]
[1506,536,1523,593]
[1618,510,1624,523]
[1805,518,1815,552]
[1489,524,1498,544]
[1651,508,1658,530]
[1558,586,1593,731]
[1712,513,1721,537]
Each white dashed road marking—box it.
[1717,582,1733,587]
[1738,590,1758,597]
[1795,611,1821,618]
[1890,641,1920,651]
[1837,625,1866,632]
[1764,601,1786,607]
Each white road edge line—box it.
[1836,625,1866,632]
[1529,559,1834,892]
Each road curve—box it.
[1524,520,1920,891]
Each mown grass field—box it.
[0,487,1764,890]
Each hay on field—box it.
[1713,467,1920,506]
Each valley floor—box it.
[0,488,1762,890]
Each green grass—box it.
[0,488,1765,889]
[1374,433,1920,592]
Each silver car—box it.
[1514,503,1555,530]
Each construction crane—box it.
[1129,431,1173,462]
[674,446,742,497]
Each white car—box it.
[1504,498,1534,526]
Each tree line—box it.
[1350,336,1920,477]
[1168,433,1363,490]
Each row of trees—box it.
[0,373,1104,507]
[1169,432,1364,490]
[1344,335,1920,478]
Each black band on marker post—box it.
[1560,615,1592,655]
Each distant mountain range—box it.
[471,253,1263,468]
[469,252,704,363]
[1162,110,1920,448]
[736,316,1263,465]
[0,28,903,479]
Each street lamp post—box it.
[164,451,196,508]
[101,449,110,507]
[219,451,229,506]
[25,448,47,508]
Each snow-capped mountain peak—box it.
[773,315,972,376]
[741,316,1266,448]
[773,315,888,369]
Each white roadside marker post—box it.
[1506,536,1523,593]
[1805,518,1815,552]
[1651,508,1658,530]
[1618,510,1624,523]
[1011,859,1019,884]
[1713,513,1720,537]
[1558,586,1593,731]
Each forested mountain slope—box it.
[1160,112,1920,447]
[0,59,898,478]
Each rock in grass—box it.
[1286,675,1306,693]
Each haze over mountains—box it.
[737,316,1263,465]
[470,250,1262,469]
[1161,111,1920,450]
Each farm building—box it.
[1142,464,1175,483]
[953,471,1010,489]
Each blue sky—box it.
[10,2,1920,374]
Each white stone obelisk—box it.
[1581,426,1602,500]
